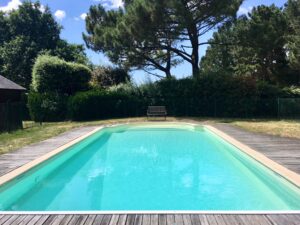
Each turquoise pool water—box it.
[0,123,300,211]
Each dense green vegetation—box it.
[84,0,243,78]
[0,0,299,125]
[0,1,88,89]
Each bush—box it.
[68,89,145,121]
[32,55,91,95]
[28,92,68,122]
[90,66,130,88]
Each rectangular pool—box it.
[0,123,300,211]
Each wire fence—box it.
[144,97,300,119]
[0,98,299,131]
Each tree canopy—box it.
[200,4,299,85]
[0,1,89,89]
[84,0,243,78]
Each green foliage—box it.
[0,12,10,45]
[44,40,89,65]
[27,92,68,122]
[0,1,89,89]
[68,89,144,121]
[90,66,130,88]
[32,55,91,95]
[0,36,38,88]
[285,0,300,72]
[200,5,292,84]
[84,0,243,78]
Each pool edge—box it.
[205,125,300,188]
[0,126,104,187]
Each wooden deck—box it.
[0,214,300,225]
[213,123,300,174]
[0,122,300,225]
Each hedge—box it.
[27,75,300,122]
[68,90,145,121]
[32,55,91,95]
[28,92,69,122]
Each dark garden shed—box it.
[0,75,26,132]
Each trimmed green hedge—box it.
[27,74,300,122]
[32,55,91,95]
[68,89,144,121]
[28,92,68,122]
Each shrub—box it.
[68,89,144,121]
[32,55,91,95]
[28,92,68,122]
[90,66,130,88]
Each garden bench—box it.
[147,106,167,120]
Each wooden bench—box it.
[147,106,167,120]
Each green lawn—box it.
[0,118,299,155]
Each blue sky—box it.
[0,0,287,83]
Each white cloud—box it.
[54,10,66,21]
[39,4,46,13]
[0,0,22,12]
[237,6,253,16]
[94,0,124,9]
[80,13,87,20]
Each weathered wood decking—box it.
[213,123,300,174]
[0,122,300,225]
[0,214,300,225]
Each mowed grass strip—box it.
[232,120,300,140]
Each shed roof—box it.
[0,75,26,91]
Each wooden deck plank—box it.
[93,215,104,225]
[108,215,119,225]
[5,215,27,225]
[0,215,12,225]
[17,215,35,225]
[116,215,127,225]
[213,124,300,174]
[182,214,192,225]
[100,215,112,225]
[83,215,97,225]
[158,215,166,225]
[134,215,142,225]
[142,215,150,225]
[125,215,136,225]
[150,215,158,225]
[47,215,65,225]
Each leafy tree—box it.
[200,5,291,84]
[91,66,131,88]
[0,36,38,88]
[84,0,242,78]
[0,12,10,45]
[285,0,300,72]
[0,1,61,89]
[83,4,177,78]
[44,40,89,65]
[8,1,60,50]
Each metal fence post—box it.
[277,97,280,119]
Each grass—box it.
[0,117,149,155]
[231,119,300,139]
[0,117,299,155]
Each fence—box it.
[0,102,24,132]
[144,97,300,119]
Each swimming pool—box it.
[0,123,300,211]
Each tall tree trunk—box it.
[190,26,200,77]
[165,48,172,79]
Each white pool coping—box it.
[0,122,300,214]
